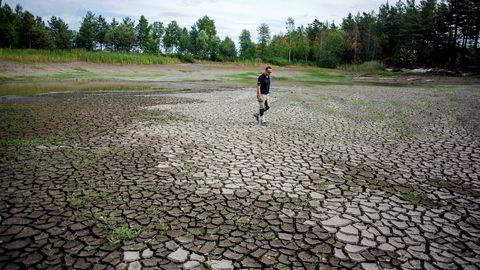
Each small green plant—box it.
[0,104,29,115]
[401,191,425,204]
[339,61,385,73]
[0,137,53,146]
[67,189,108,208]
[156,222,170,234]
[107,227,141,245]
[93,211,119,229]
[233,216,251,227]
[146,207,163,217]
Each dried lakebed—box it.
[0,83,479,270]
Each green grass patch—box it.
[0,82,169,95]
[0,137,54,146]
[0,104,29,116]
[107,227,142,245]
[92,211,120,229]
[401,191,425,204]
[232,216,251,227]
[67,189,108,209]
[340,61,385,73]
[0,49,180,65]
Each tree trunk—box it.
[452,13,459,65]
[475,31,479,49]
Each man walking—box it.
[254,66,272,125]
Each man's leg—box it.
[259,99,265,124]
[264,96,270,112]
[262,95,269,123]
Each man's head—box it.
[264,66,272,76]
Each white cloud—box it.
[4,0,387,42]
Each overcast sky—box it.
[4,0,387,43]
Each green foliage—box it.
[257,23,271,56]
[401,191,425,204]
[315,50,340,68]
[265,57,289,66]
[96,15,109,50]
[77,11,97,50]
[163,20,181,53]
[176,52,195,63]
[0,137,52,146]
[239,29,256,60]
[48,16,73,49]
[136,15,152,52]
[67,188,108,208]
[2,1,479,67]
[196,16,217,37]
[340,61,385,72]
[107,227,141,245]
[196,30,209,59]
[219,37,237,61]
[105,17,135,52]
[151,21,164,54]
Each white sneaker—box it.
[260,116,266,125]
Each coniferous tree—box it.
[48,16,73,49]
[151,21,164,54]
[257,23,271,58]
[219,36,237,61]
[163,20,181,54]
[136,15,152,52]
[77,11,97,50]
[96,15,109,50]
[239,29,256,59]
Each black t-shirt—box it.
[257,73,271,94]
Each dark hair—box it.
[265,66,272,71]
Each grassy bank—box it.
[0,49,180,65]
[0,81,170,95]
[339,61,385,73]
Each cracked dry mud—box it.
[0,83,479,270]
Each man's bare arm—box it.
[256,85,262,101]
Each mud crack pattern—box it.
[1,85,479,270]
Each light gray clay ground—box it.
[1,81,479,269]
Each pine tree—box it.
[257,23,271,58]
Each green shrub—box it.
[176,53,195,63]
[315,51,340,68]
[265,57,289,66]
[340,61,385,73]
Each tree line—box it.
[0,0,478,68]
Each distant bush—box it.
[340,61,385,72]
[0,49,180,65]
[315,51,340,68]
[265,57,289,66]
[176,53,195,63]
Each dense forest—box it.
[0,0,478,68]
